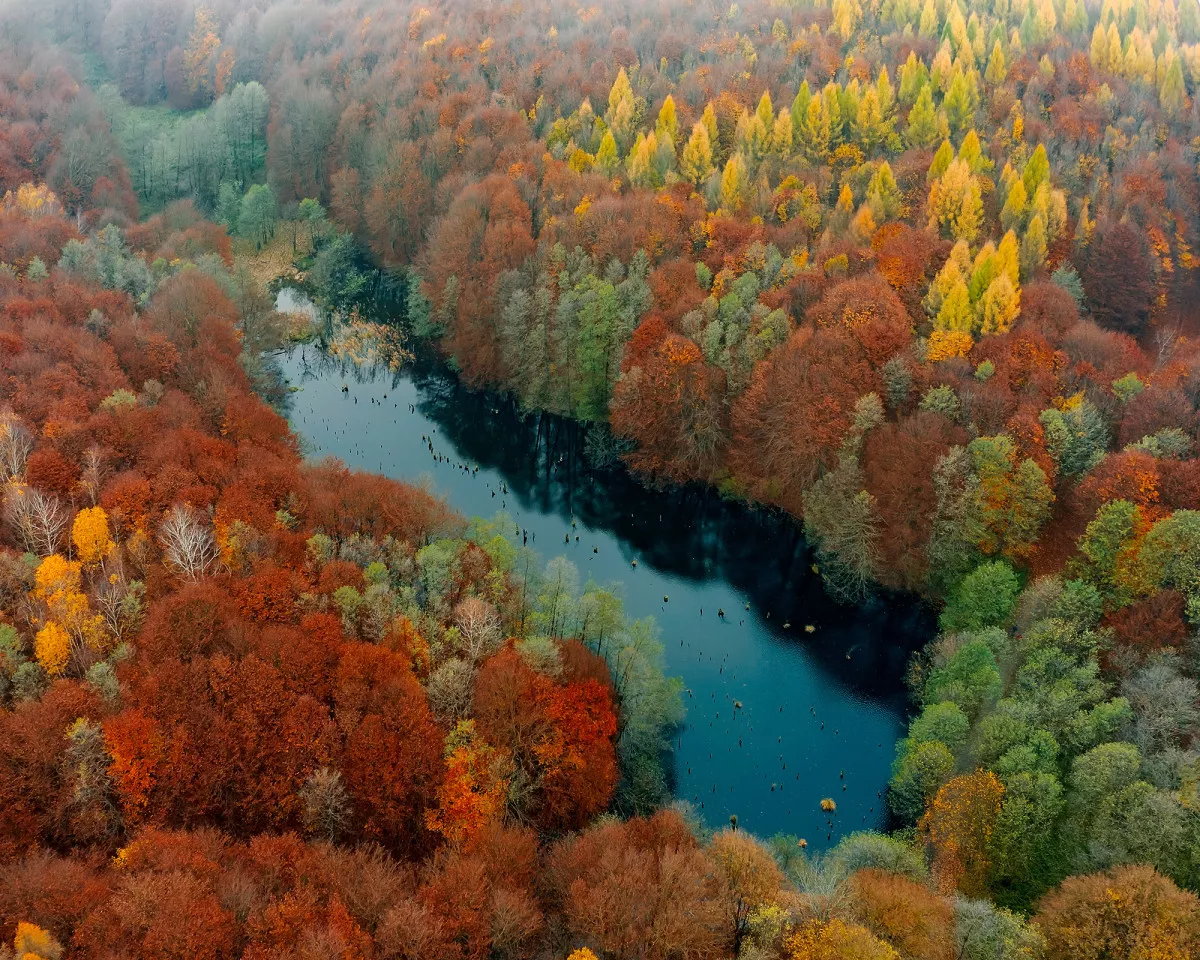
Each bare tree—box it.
[94,555,146,644]
[453,596,503,662]
[80,445,108,506]
[0,410,34,480]
[5,483,69,555]
[1153,316,1185,372]
[158,504,218,579]
[426,657,475,722]
[299,766,351,842]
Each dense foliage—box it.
[2,0,1200,956]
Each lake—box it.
[275,290,933,845]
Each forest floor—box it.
[236,230,305,287]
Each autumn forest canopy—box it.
[1,0,1200,957]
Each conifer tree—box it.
[720,153,748,210]
[655,95,679,144]
[1160,55,1187,115]
[1021,214,1048,277]
[985,40,1007,84]
[936,279,975,333]
[680,122,715,186]
[595,131,619,177]
[906,86,945,149]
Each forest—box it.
[1,0,1200,956]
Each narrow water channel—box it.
[276,293,933,845]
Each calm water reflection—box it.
[276,313,932,844]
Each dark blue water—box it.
[276,296,932,845]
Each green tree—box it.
[905,85,945,149]
[238,183,277,249]
[985,40,1008,85]
[940,560,1022,632]
[216,179,242,231]
[890,740,955,820]
[1021,214,1048,277]
[865,161,902,220]
[595,130,620,177]
[1039,401,1108,478]
[1159,55,1187,115]
[967,435,1054,559]
[1021,143,1050,196]
[1000,179,1027,232]
[943,69,978,135]
[925,638,1003,717]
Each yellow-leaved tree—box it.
[13,922,64,960]
[786,918,899,960]
[72,505,112,565]
[921,770,1005,896]
[34,621,69,675]
[33,553,105,667]
[680,122,715,187]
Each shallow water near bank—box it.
[275,292,933,845]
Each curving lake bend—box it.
[275,290,933,846]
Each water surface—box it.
[276,293,932,844]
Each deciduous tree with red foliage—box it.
[473,647,618,831]
[610,318,727,484]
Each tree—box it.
[1021,215,1047,277]
[474,648,618,830]
[940,561,1021,632]
[1160,55,1187,115]
[655,95,678,144]
[595,131,619,177]
[922,771,1005,896]
[72,506,112,566]
[1035,865,1200,960]
[1039,401,1108,478]
[985,41,1008,84]
[906,85,945,149]
[849,868,956,960]
[298,766,351,841]
[680,122,715,186]
[866,162,902,221]
[611,325,726,484]
[935,279,974,334]
[237,184,277,249]
[1080,222,1156,335]
[5,483,69,556]
[1000,179,1027,233]
[426,720,510,846]
[1022,144,1050,197]
[34,621,70,676]
[929,159,982,242]
[786,918,900,960]
[13,923,63,960]
[546,812,725,959]
[943,69,978,135]
[0,411,34,479]
[924,640,1002,719]
[967,435,1054,559]
[803,453,880,602]
[159,504,218,579]
[980,274,1020,335]
[891,740,955,820]
[720,153,748,210]
[709,829,784,949]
